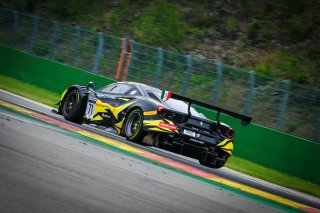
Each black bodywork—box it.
[58,81,251,168]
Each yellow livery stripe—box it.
[143,110,157,116]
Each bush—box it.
[247,18,262,42]
[253,51,310,84]
[132,2,186,47]
[48,0,98,19]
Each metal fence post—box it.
[276,80,290,130]
[69,25,81,65]
[48,21,58,58]
[211,62,223,105]
[123,39,135,81]
[28,15,39,53]
[92,32,104,73]
[242,71,255,115]
[313,109,320,142]
[180,55,192,96]
[9,10,19,47]
[152,47,163,87]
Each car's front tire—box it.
[123,109,145,142]
[62,89,85,124]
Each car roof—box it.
[119,81,161,94]
[116,81,209,119]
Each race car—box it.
[57,81,251,168]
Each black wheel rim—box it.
[125,112,142,137]
[63,91,77,115]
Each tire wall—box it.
[0,45,319,184]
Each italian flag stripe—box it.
[161,90,172,101]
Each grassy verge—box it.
[226,156,320,197]
[0,74,319,197]
[0,74,60,108]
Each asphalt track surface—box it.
[0,90,319,212]
[0,103,280,213]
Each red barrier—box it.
[115,38,126,80]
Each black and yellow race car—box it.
[57,81,251,168]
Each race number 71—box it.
[85,99,96,119]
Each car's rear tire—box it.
[123,109,145,142]
[62,89,84,124]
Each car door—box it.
[98,83,133,107]
[85,83,134,122]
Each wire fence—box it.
[0,8,319,142]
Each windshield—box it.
[147,90,206,118]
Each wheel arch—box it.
[121,106,144,129]
[58,85,89,114]
[122,107,145,142]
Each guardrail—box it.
[0,8,319,142]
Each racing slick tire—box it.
[123,109,145,142]
[62,89,85,124]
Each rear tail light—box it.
[157,106,167,117]
[226,128,235,139]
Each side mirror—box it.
[87,81,96,90]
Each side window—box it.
[100,84,132,94]
[127,88,142,96]
[110,84,132,94]
[148,92,160,101]
[100,84,117,93]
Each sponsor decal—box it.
[159,121,178,131]
[96,93,115,99]
[101,113,111,118]
[189,138,205,144]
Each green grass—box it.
[226,156,320,197]
[0,74,319,197]
[0,74,60,108]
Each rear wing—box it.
[162,91,252,126]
